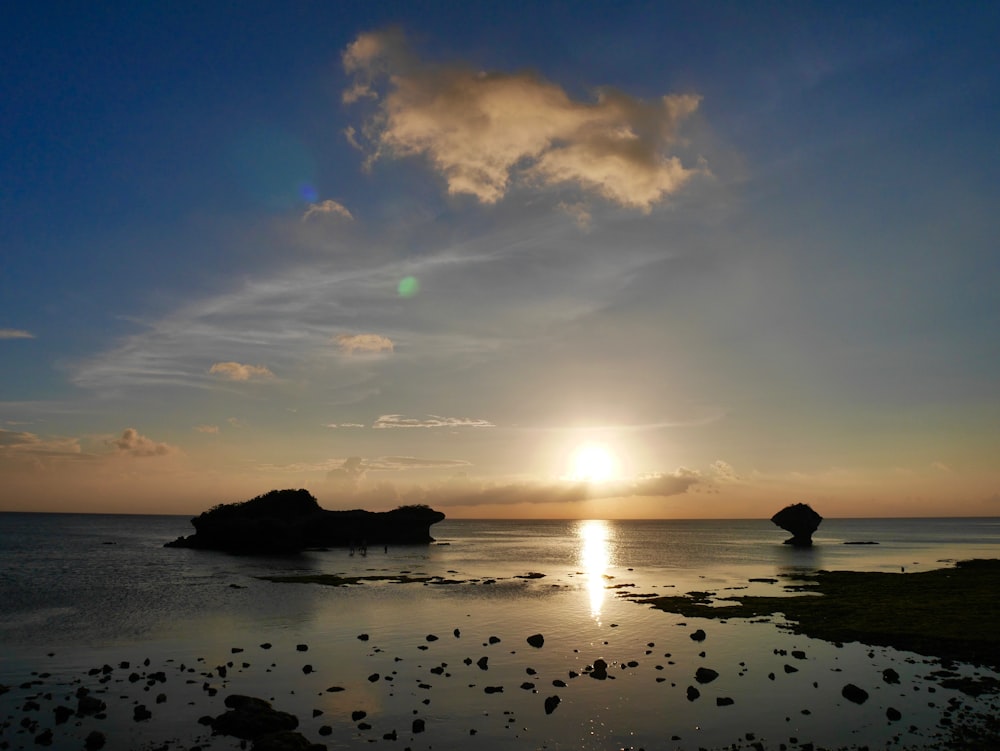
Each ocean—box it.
[2,514,999,750]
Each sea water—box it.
[1,514,999,750]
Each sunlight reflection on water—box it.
[576,519,610,621]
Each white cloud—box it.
[302,199,354,222]
[324,423,366,429]
[372,414,495,429]
[343,29,703,210]
[208,361,275,382]
[334,333,394,355]
[194,424,219,434]
[107,428,177,457]
[0,329,35,340]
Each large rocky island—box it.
[165,488,445,554]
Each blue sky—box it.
[2,2,998,516]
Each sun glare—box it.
[568,443,619,483]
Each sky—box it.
[2,2,999,518]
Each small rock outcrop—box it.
[771,503,823,547]
[210,695,299,740]
[165,489,445,554]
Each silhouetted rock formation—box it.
[770,502,822,547]
[165,489,445,554]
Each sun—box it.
[568,443,620,483]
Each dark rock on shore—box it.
[165,489,445,553]
[211,694,299,739]
[771,503,823,547]
[695,667,719,684]
[841,683,869,704]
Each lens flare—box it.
[398,276,420,298]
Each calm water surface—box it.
[1,514,998,750]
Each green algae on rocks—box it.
[629,559,1000,669]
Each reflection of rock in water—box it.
[770,503,823,547]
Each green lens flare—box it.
[397,276,420,298]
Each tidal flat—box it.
[4,559,1000,750]
[4,516,1000,750]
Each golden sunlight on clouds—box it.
[208,361,275,381]
[301,199,354,222]
[107,428,177,457]
[334,332,395,355]
[342,29,703,210]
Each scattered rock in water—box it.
[882,668,901,684]
[476,657,489,671]
[53,705,74,725]
[296,644,308,652]
[84,730,106,750]
[352,710,367,721]
[453,629,461,638]
[211,694,299,740]
[686,686,700,701]
[357,634,369,642]
[301,665,313,675]
[484,686,503,694]
[76,695,106,716]
[716,697,734,706]
[526,633,545,648]
[488,636,501,644]
[552,679,566,687]
[695,667,719,684]
[841,683,869,704]
[367,673,379,683]
[133,705,152,722]
[412,718,425,733]
[426,634,438,642]
[590,659,609,680]
[520,682,535,691]
[784,664,799,674]
[34,729,54,746]
[544,695,561,714]
[252,730,325,751]
[260,643,272,650]
[690,629,706,642]
[324,686,344,693]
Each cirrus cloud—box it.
[373,414,495,429]
[343,29,703,211]
[0,329,35,340]
[209,362,275,382]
